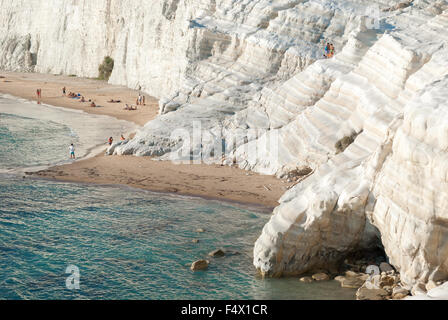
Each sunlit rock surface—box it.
[2,0,448,293]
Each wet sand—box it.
[31,153,291,208]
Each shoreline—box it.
[29,152,290,208]
[29,172,276,214]
[1,72,291,208]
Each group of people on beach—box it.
[324,43,336,58]
[62,86,145,111]
[69,134,126,159]
[124,93,145,111]
[63,87,97,108]
[136,93,146,106]
[107,135,127,146]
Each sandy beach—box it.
[31,153,290,208]
[0,72,158,126]
[1,72,290,208]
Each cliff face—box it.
[0,0,203,98]
[2,0,448,293]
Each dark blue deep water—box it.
[0,109,356,300]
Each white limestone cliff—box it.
[2,0,448,294]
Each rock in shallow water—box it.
[312,273,330,281]
[356,287,389,300]
[299,277,314,283]
[191,260,209,272]
[209,249,225,258]
[341,277,365,289]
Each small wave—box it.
[0,94,138,172]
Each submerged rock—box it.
[299,277,314,283]
[191,260,209,272]
[312,273,330,281]
[209,249,225,258]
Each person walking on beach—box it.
[36,88,42,103]
[138,94,143,106]
[69,144,76,160]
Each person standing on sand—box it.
[36,89,42,103]
[62,87,66,96]
[69,144,76,159]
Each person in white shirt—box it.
[69,144,76,159]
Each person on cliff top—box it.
[108,137,114,146]
[329,44,335,58]
[69,144,76,160]
[324,43,330,58]
[121,135,126,141]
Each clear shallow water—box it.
[0,102,356,300]
[0,94,137,167]
[0,113,77,170]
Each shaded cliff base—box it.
[294,247,445,300]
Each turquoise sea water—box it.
[0,104,356,300]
